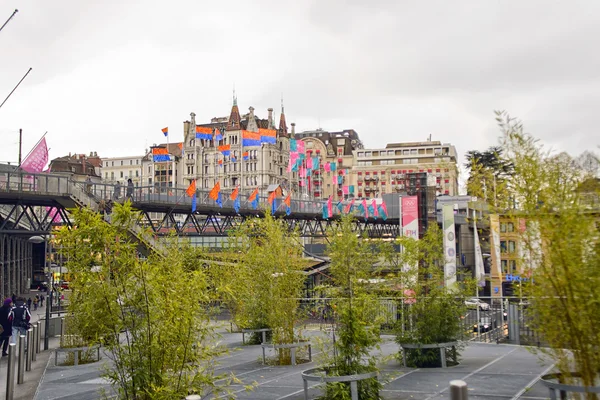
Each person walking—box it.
[33,295,39,311]
[126,178,134,201]
[113,181,121,200]
[0,298,13,356]
[26,297,32,310]
[11,298,31,347]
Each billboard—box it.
[401,196,419,240]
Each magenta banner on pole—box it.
[20,137,49,173]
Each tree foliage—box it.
[225,210,306,363]
[496,111,600,395]
[465,145,514,210]
[317,214,382,399]
[384,223,474,367]
[56,203,233,400]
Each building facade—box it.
[182,98,295,198]
[99,155,144,185]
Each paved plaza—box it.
[32,324,556,400]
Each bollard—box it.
[450,380,468,400]
[60,317,65,347]
[185,396,202,400]
[44,293,51,350]
[32,325,38,361]
[6,342,16,400]
[17,335,25,384]
[37,321,42,354]
[26,329,32,372]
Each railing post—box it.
[17,335,25,384]
[450,379,468,400]
[6,342,16,400]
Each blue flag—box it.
[322,204,329,219]
[251,195,259,210]
[216,192,223,208]
[272,198,277,215]
[367,204,375,219]
[234,196,240,213]
[192,195,197,212]
[286,205,291,216]
[378,205,387,221]
[336,202,343,213]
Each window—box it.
[434,148,442,155]
[500,240,507,253]
[105,172,108,179]
[410,149,417,155]
[358,152,364,158]
[120,171,124,178]
[337,139,345,146]
[111,172,114,179]
[500,223,507,233]
[136,159,139,165]
[364,151,372,157]
[509,260,517,273]
[129,170,132,177]
[112,161,114,167]
[130,160,133,165]
[204,166,208,174]
[508,241,516,253]
[388,150,394,155]
[148,166,151,173]
[135,170,139,177]
[403,150,410,155]
[501,260,508,274]
[507,222,514,232]
[121,161,123,166]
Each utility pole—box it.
[18,129,22,165]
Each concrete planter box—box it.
[301,367,378,400]
[398,341,459,368]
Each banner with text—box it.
[442,204,457,289]
[401,196,419,282]
[489,214,503,298]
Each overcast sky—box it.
[1,0,599,176]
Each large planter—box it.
[301,367,379,400]
[541,372,600,399]
[54,344,101,366]
[261,341,311,366]
[398,341,458,368]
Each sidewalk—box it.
[0,290,61,400]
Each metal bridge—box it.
[0,170,399,239]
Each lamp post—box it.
[27,235,51,350]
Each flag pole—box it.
[0,9,18,34]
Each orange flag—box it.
[284,194,291,207]
[248,188,259,202]
[267,191,276,205]
[274,185,283,197]
[185,180,196,197]
[209,182,220,201]
[230,187,239,200]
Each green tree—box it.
[57,203,234,399]
[465,145,514,209]
[386,223,474,367]
[497,111,600,397]
[226,210,306,364]
[318,214,383,399]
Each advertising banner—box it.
[489,214,503,298]
[401,196,419,239]
[442,204,457,288]
[473,210,486,287]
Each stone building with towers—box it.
[182,97,297,198]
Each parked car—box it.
[465,298,490,311]
[473,317,497,333]
[37,282,49,292]
[59,281,70,290]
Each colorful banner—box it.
[242,130,260,146]
[21,137,49,173]
[195,126,212,140]
[259,128,276,144]
[152,147,171,162]
[442,204,457,289]
[489,214,503,298]
[473,210,486,287]
[401,196,419,240]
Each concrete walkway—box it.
[31,322,556,400]
[0,290,63,400]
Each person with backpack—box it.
[26,297,32,310]
[11,298,31,347]
[0,298,13,356]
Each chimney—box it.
[267,108,273,128]
[291,122,296,135]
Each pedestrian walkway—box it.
[0,290,61,400]
[31,324,556,400]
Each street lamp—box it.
[28,235,51,350]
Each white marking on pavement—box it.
[510,363,555,400]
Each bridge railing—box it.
[0,170,73,196]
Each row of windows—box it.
[501,259,518,274]
[500,240,517,253]
[500,222,515,233]
[357,147,450,158]
[104,159,140,167]
[104,170,139,179]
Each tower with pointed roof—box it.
[226,94,241,131]
[278,100,288,138]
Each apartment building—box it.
[182,98,294,197]
[100,156,144,185]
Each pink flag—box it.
[345,198,355,214]
[306,156,313,170]
[332,175,337,185]
[362,199,368,218]
[21,137,49,173]
[297,140,305,154]
[46,207,63,223]
[372,199,378,217]
[300,166,306,178]
[342,185,349,194]
[290,151,299,163]
[299,179,305,187]
[287,158,293,173]
[381,201,388,216]
[327,196,333,216]
[324,162,331,172]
